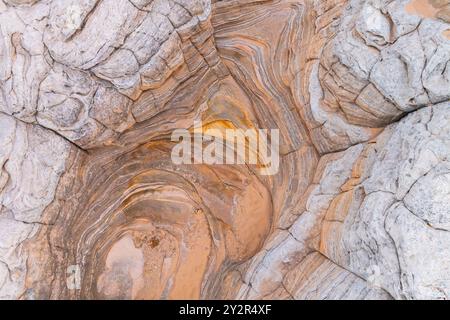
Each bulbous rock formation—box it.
[0,0,449,299]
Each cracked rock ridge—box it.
[0,0,449,299]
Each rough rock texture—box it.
[0,0,449,299]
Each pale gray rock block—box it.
[315,0,449,149]
[0,114,69,222]
[45,0,211,100]
[356,1,392,48]
[342,191,400,297]
[139,32,185,91]
[339,103,450,299]
[386,0,421,38]
[385,203,450,299]
[47,0,98,41]
[0,217,36,299]
[44,0,142,70]
[316,144,364,194]
[403,163,450,231]
[364,105,447,201]
[328,30,379,82]
[308,62,375,153]
[36,64,112,148]
[0,113,70,299]
[0,5,50,123]
[90,86,135,133]
[1,0,213,148]
[370,31,429,111]
[129,0,154,10]
[0,115,15,193]
[419,19,450,103]
[4,0,40,6]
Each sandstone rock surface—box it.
[0,0,449,300]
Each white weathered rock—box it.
[0,113,70,299]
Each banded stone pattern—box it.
[0,0,449,299]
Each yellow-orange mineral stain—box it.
[443,29,450,39]
[405,0,440,18]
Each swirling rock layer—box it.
[0,0,449,299]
